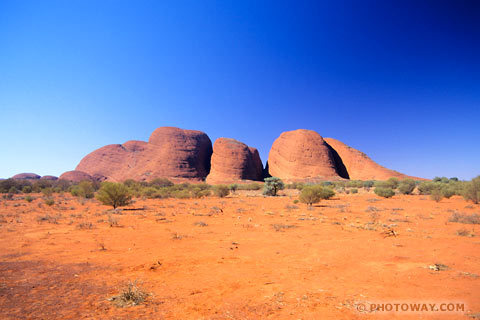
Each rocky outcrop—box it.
[75,127,212,182]
[59,170,94,182]
[206,138,263,184]
[40,175,58,181]
[11,173,40,180]
[324,138,416,180]
[267,129,341,182]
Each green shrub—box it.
[229,184,239,193]
[8,186,18,194]
[374,187,395,198]
[237,183,262,190]
[96,182,132,209]
[463,176,480,204]
[417,181,439,195]
[398,179,416,195]
[213,185,230,198]
[191,186,211,198]
[430,189,443,202]
[441,186,456,199]
[299,185,335,206]
[25,195,34,202]
[351,188,358,194]
[149,178,174,188]
[44,198,55,206]
[346,180,363,188]
[70,181,95,199]
[263,177,284,196]
[375,178,399,190]
[363,180,375,189]
[22,186,32,194]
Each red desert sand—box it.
[0,190,478,319]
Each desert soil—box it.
[0,191,478,319]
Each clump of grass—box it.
[77,222,94,229]
[44,198,55,206]
[272,224,297,232]
[448,212,480,224]
[172,232,184,240]
[108,215,120,227]
[36,214,60,224]
[109,280,149,307]
[456,228,474,237]
[194,221,208,227]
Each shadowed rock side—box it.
[324,138,420,180]
[206,138,263,184]
[76,127,213,182]
[267,129,341,182]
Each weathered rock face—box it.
[11,173,40,180]
[206,138,263,184]
[324,138,415,180]
[267,129,341,182]
[40,175,58,181]
[76,141,148,182]
[59,170,94,182]
[75,127,212,182]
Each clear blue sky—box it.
[1,0,479,180]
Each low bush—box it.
[398,179,416,195]
[374,187,395,198]
[463,176,480,204]
[213,185,229,198]
[430,189,443,202]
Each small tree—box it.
[374,187,395,198]
[229,184,238,194]
[96,182,132,209]
[463,176,480,204]
[263,177,284,196]
[299,185,335,206]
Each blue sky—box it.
[0,0,479,180]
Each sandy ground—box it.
[0,190,479,319]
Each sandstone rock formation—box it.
[59,170,94,182]
[267,129,340,182]
[11,173,41,180]
[40,175,58,181]
[206,138,263,184]
[323,138,415,181]
[75,127,212,182]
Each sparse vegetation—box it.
[449,212,480,224]
[110,280,149,307]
